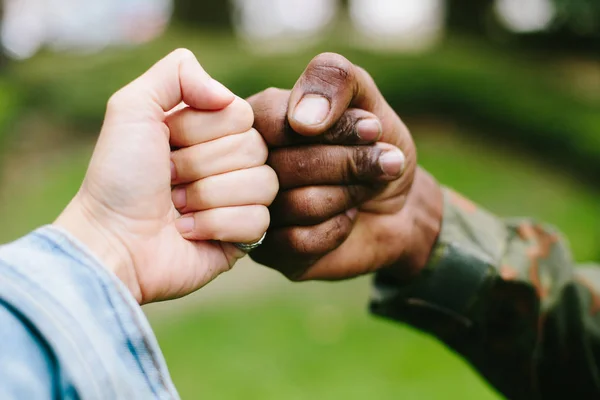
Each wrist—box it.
[385,168,443,284]
[54,193,142,302]
[409,169,444,273]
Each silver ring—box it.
[233,232,266,252]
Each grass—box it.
[152,283,499,400]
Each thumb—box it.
[106,48,235,123]
[287,53,381,137]
[287,53,410,151]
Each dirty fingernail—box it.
[356,119,382,142]
[379,148,405,179]
[292,94,330,126]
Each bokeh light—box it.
[494,0,556,33]
[1,0,172,59]
[348,0,445,52]
[230,0,337,53]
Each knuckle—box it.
[189,179,205,202]
[261,87,286,99]
[344,185,365,207]
[259,166,280,203]
[173,147,199,177]
[106,89,131,113]
[307,53,354,86]
[248,206,270,237]
[204,217,224,240]
[286,215,348,259]
[320,215,350,252]
[172,147,190,169]
[295,190,315,215]
[288,228,320,257]
[171,48,195,61]
[264,164,280,183]
[294,188,320,219]
[350,146,381,180]
[354,65,374,82]
[243,129,268,166]
[248,87,285,108]
[230,98,255,131]
[324,112,357,143]
[165,108,190,140]
[194,212,214,237]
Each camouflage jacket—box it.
[371,188,600,400]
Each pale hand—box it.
[56,49,278,304]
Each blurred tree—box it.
[173,0,233,29]
[444,0,599,55]
[0,2,6,69]
[505,0,599,55]
[553,0,600,35]
[446,0,495,35]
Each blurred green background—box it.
[0,1,598,399]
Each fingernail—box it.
[170,161,177,181]
[379,148,406,179]
[345,208,358,221]
[172,187,187,209]
[175,216,195,234]
[356,119,382,142]
[292,94,330,126]
[207,79,234,99]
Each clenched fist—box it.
[56,49,278,304]
[248,53,443,283]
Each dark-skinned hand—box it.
[247,52,443,283]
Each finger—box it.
[171,128,268,184]
[297,214,386,281]
[270,185,372,227]
[320,109,382,144]
[249,88,381,147]
[297,169,441,281]
[247,87,292,147]
[268,142,405,189]
[250,213,354,280]
[107,49,234,124]
[172,166,279,214]
[167,97,254,147]
[175,205,270,243]
[287,53,381,136]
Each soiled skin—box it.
[248,52,443,283]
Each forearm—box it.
[371,187,600,399]
[0,227,178,399]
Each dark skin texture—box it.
[247,53,444,283]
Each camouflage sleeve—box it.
[370,187,600,399]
